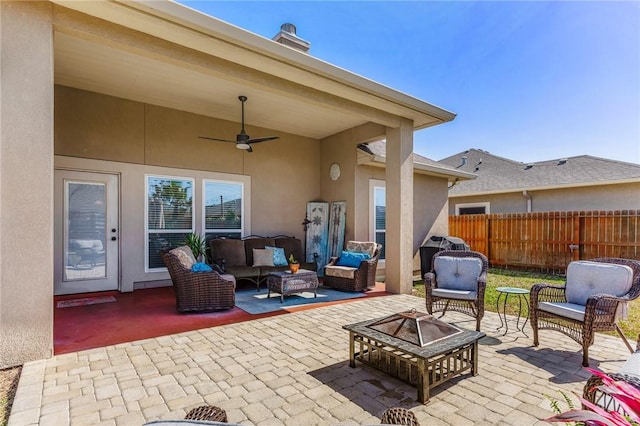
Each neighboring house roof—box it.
[439,149,640,196]
[357,140,477,181]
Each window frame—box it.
[369,179,386,263]
[145,174,195,272]
[455,202,490,215]
[202,178,245,240]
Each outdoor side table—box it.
[267,269,319,303]
[496,287,530,336]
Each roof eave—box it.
[358,154,477,181]
[51,0,456,128]
[449,177,640,197]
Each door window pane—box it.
[147,176,194,270]
[65,181,107,280]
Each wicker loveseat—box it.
[209,235,317,290]
[160,246,236,313]
[323,241,382,292]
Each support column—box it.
[0,1,54,367]
[384,119,414,294]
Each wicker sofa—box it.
[209,235,317,289]
[160,247,235,313]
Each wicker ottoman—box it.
[267,269,319,302]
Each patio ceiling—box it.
[52,0,456,141]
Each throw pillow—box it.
[170,245,197,269]
[252,248,275,267]
[336,251,371,268]
[565,261,634,306]
[192,262,213,272]
[265,246,288,266]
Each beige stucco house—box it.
[440,149,640,215]
[0,1,472,368]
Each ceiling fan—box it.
[199,95,279,152]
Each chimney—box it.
[272,23,310,53]
[457,156,468,168]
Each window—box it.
[203,180,244,240]
[146,176,194,271]
[370,180,386,260]
[455,202,490,215]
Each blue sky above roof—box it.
[178,1,640,165]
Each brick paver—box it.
[8,294,633,425]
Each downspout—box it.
[522,190,532,213]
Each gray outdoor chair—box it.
[530,257,640,367]
[424,250,488,331]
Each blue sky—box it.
[178,1,640,165]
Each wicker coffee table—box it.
[343,312,485,403]
[267,269,319,303]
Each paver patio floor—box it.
[9,294,631,425]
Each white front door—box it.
[54,170,119,295]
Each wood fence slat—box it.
[448,210,640,271]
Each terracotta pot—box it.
[289,263,300,273]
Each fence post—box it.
[572,211,580,261]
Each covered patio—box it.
[1,0,473,369]
[10,294,630,425]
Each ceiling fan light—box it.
[236,143,251,150]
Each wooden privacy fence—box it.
[449,210,640,271]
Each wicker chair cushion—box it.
[620,351,640,377]
[566,261,634,305]
[220,274,236,285]
[169,246,197,269]
[346,241,377,257]
[432,288,477,301]
[210,239,246,267]
[434,256,482,291]
[224,265,260,279]
[325,265,357,279]
[252,248,274,267]
[538,301,588,322]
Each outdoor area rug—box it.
[56,296,117,308]
[234,286,366,315]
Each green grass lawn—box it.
[413,268,639,340]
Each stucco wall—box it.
[450,182,640,215]
[55,86,321,291]
[0,1,54,368]
[321,123,386,242]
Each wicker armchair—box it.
[323,241,382,292]
[583,334,640,415]
[380,407,420,426]
[531,258,640,367]
[161,249,236,313]
[424,250,488,331]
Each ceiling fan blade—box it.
[246,145,253,153]
[198,136,236,143]
[247,136,280,144]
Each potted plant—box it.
[184,232,207,263]
[288,254,300,274]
